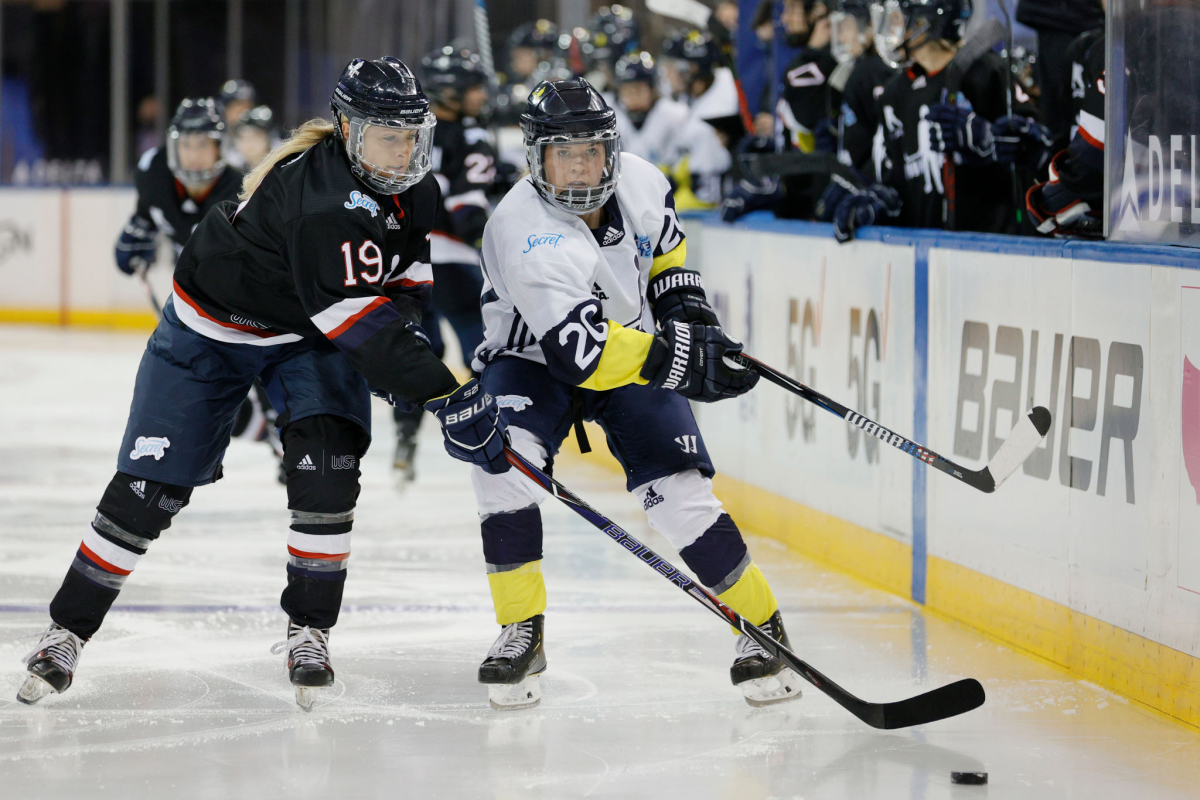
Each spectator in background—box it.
[135,96,161,160]
[715,1,740,33]
[1015,0,1104,149]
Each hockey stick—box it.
[473,0,496,86]
[135,261,163,319]
[646,0,756,135]
[730,352,1051,493]
[738,150,866,188]
[503,445,986,728]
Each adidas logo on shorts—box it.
[130,480,146,499]
[297,454,317,471]
[643,486,665,510]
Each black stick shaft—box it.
[503,447,985,728]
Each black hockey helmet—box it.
[896,0,972,51]
[421,46,488,105]
[166,97,226,187]
[614,51,657,87]
[521,78,621,215]
[830,0,876,62]
[330,57,436,194]
[219,78,256,106]
[662,30,718,79]
[588,5,640,68]
[234,105,275,133]
[510,19,559,52]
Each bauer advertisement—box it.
[688,223,916,547]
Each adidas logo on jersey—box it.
[130,480,146,499]
[601,226,624,246]
[643,487,666,510]
[386,213,402,230]
[592,282,609,301]
[297,454,317,471]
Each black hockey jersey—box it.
[878,52,1032,232]
[172,136,457,405]
[1057,26,1105,208]
[430,118,499,259]
[840,54,896,178]
[776,46,841,218]
[134,147,243,250]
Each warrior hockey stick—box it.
[503,445,986,728]
[730,353,1051,493]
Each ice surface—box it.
[2,326,1199,799]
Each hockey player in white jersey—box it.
[470,78,802,710]
[612,51,687,167]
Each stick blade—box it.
[645,0,711,28]
[985,406,1052,490]
[878,678,986,729]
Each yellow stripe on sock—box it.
[487,560,547,625]
[717,562,778,629]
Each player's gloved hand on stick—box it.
[927,94,996,164]
[115,215,158,275]
[425,379,510,474]
[992,115,1053,172]
[832,183,900,243]
[640,320,759,402]
[648,268,720,327]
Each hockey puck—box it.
[951,772,988,785]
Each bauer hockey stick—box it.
[730,353,1051,493]
[503,446,986,729]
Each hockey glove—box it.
[425,379,510,474]
[816,173,860,222]
[832,183,901,243]
[115,215,158,275]
[648,267,720,327]
[993,116,1053,172]
[640,320,759,403]
[926,97,996,164]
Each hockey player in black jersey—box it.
[830,0,897,176]
[388,47,501,483]
[18,57,509,711]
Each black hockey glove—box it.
[640,320,759,403]
[648,268,720,327]
[425,379,510,474]
[115,215,157,275]
[992,115,1053,173]
[832,183,901,243]
[927,94,997,165]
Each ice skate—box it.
[731,611,802,707]
[271,621,334,712]
[392,435,417,484]
[17,623,85,705]
[478,614,546,710]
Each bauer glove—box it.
[115,215,158,275]
[640,320,759,403]
[425,379,510,474]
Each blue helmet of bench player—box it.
[421,47,489,108]
[521,78,621,215]
[895,0,972,52]
[830,0,875,63]
[614,51,657,87]
[166,98,227,187]
[330,57,436,195]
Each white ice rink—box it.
[2,325,1199,799]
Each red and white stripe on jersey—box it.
[80,524,141,575]
[286,531,350,561]
[1077,109,1104,149]
[383,260,433,288]
[310,295,394,340]
[172,281,303,346]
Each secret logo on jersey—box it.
[495,395,534,412]
[129,436,170,461]
[523,233,565,253]
[344,191,379,218]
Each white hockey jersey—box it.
[672,67,739,206]
[473,153,687,390]
[614,97,689,166]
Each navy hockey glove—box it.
[992,115,1053,172]
[816,173,863,221]
[927,96,996,164]
[640,320,759,403]
[115,215,157,275]
[425,379,510,474]
[832,183,900,243]
[648,267,720,327]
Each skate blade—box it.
[294,685,325,712]
[16,674,55,706]
[487,674,542,711]
[740,669,803,708]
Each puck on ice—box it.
[951,772,988,785]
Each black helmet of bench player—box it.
[421,47,489,108]
[895,0,972,53]
[662,29,718,81]
[521,78,621,215]
[330,57,436,194]
[166,98,227,187]
[614,51,657,87]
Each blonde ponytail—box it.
[239,118,338,201]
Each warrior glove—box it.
[640,320,759,403]
[425,379,510,474]
[648,267,720,327]
[115,215,158,275]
